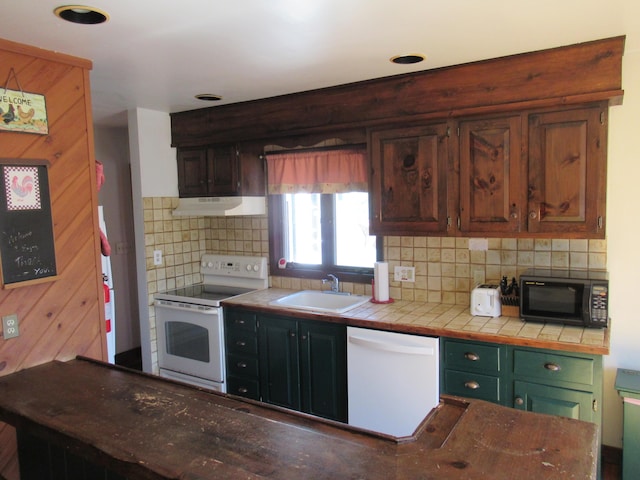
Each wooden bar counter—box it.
[0,358,598,479]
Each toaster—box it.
[470,284,502,317]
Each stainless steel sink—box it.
[269,290,371,314]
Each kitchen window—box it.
[266,147,379,283]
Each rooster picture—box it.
[1,104,15,124]
[17,105,35,123]
[11,174,34,198]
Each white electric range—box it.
[154,254,268,392]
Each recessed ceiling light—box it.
[54,5,109,25]
[195,94,223,102]
[390,54,426,65]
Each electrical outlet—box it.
[2,314,19,339]
[394,266,415,282]
[153,250,162,266]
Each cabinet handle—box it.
[514,396,524,406]
[464,352,480,361]
[238,387,248,394]
[236,340,246,347]
[237,362,247,368]
[544,362,561,372]
[235,319,245,325]
[464,381,480,390]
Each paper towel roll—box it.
[374,262,389,302]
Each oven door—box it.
[154,300,225,390]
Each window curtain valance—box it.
[266,148,368,194]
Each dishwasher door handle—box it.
[348,335,435,356]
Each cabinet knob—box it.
[290,332,296,338]
[464,381,480,390]
[236,340,246,347]
[544,362,561,372]
[238,387,248,394]
[237,362,247,368]
[464,352,480,361]
[514,396,524,406]
[529,211,537,219]
[235,319,245,325]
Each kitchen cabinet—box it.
[224,307,347,423]
[441,338,509,404]
[225,309,260,400]
[440,338,602,427]
[527,104,607,236]
[512,347,602,425]
[258,313,347,422]
[370,103,608,238]
[458,115,523,234]
[177,144,239,197]
[369,123,450,235]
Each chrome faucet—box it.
[323,274,340,293]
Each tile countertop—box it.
[223,288,610,355]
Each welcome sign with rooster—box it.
[0,88,48,135]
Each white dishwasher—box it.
[347,326,439,437]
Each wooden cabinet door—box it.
[177,148,209,197]
[527,105,606,236]
[299,320,347,422]
[177,145,239,197]
[369,123,450,235]
[208,144,239,195]
[458,115,523,234]
[258,315,300,411]
[513,381,595,423]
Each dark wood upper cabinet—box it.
[177,143,266,198]
[527,104,607,236]
[369,123,450,235]
[177,144,238,197]
[458,115,523,234]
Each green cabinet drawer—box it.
[513,380,595,422]
[227,353,259,378]
[225,310,257,332]
[513,349,594,388]
[227,376,260,400]
[444,339,505,374]
[226,328,258,355]
[444,369,502,403]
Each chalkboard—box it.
[0,161,57,286]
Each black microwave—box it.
[519,268,609,328]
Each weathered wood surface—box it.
[0,358,598,479]
[171,36,624,146]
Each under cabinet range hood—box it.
[172,197,266,217]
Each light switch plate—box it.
[394,266,415,282]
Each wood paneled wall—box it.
[0,39,105,479]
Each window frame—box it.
[268,193,380,283]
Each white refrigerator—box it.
[98,206,115,364]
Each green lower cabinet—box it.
[258,313,347,422]
[513,380,596,421]
[440,338,603,428]
[258,315,301,410]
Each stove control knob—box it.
[246,264,252,272]
[201,261,206,268]
[207,261,214,268]
[253,264,260,272]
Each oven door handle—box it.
[154,300,218,314]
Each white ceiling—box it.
[0,1,637,127]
